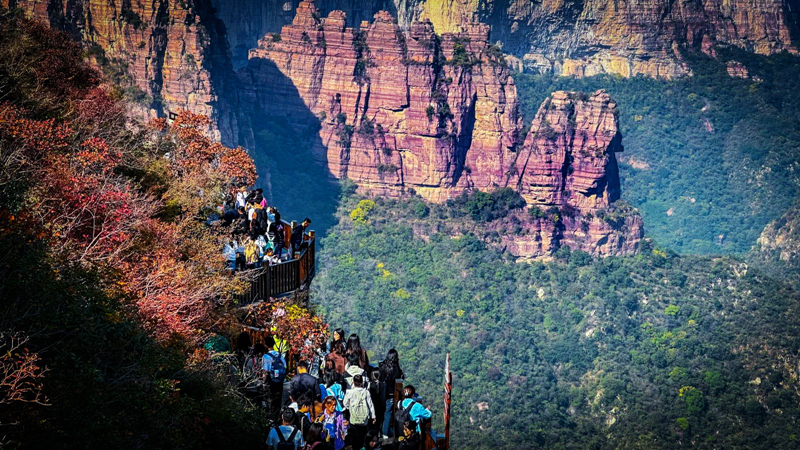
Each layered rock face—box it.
[210,0,406,68]
[423,0,800,78]
[3,0,236,141]
[209,0,800,79]
[508,91,643,256]
[246,1,642,256]
[245,1,521,203]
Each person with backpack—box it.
[342,374,375,450]
[291,360,322,403]
[294,393,320,442]
[263,336,287,416]
[395,386,431,434]
[267,407,305,450]
[317,396,348,450]
[378,349,405,437]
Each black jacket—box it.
[291,224,306,246]
[290,373,321,402]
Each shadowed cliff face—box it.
[230,56,342,234]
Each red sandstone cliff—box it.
[2,0,236,141]
[190,0,800,79]
[245,1,642,256]
[246,1,521,203]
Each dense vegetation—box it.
[0,12,265,447]
[314,193,800,450]
[515,49,800,255]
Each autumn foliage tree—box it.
[0,10,265,446]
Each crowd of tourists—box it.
[232,329,435,450]
[218,184,312,271]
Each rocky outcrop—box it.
[509,90,643,256]
[245,1,521,202]
[423,0,799,78]
[755,204,800,264]
[246,1,642,256]
[161,0,800,80]
[752,203,800,288]
[3,0,237,142]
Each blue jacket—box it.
[399,398,432,431]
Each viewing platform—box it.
[234,221,316,304]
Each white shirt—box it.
[236,191,247,208]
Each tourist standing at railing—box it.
[396,386,431,433]
[346,334,370,370]
[273,211,285,260]
[291,218,312,257]
[378,349,404,438]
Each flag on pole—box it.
[444,353,452,450]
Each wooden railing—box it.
[234,231,316,304]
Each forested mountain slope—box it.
[314,192,800,449]
[515,50,800,254]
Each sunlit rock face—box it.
[4,0,238,142]
[194,0,799,79]
[246,1,521,203]
[246,1,642,256]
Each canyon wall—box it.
[2,0,237,142]
[193,0,800,79]
[245,1,642,256]
[245,1,521,203]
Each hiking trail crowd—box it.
[226,328,435,450]
[211,185,437,449]
[219,184,312,270]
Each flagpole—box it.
[444,353,452,450]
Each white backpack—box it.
[347,388,371,425]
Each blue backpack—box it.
[267,352,286,383]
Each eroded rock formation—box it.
[246,1,642,256]
[246,1,521,202]
[3,0,237,141]
[188,0,800,79]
